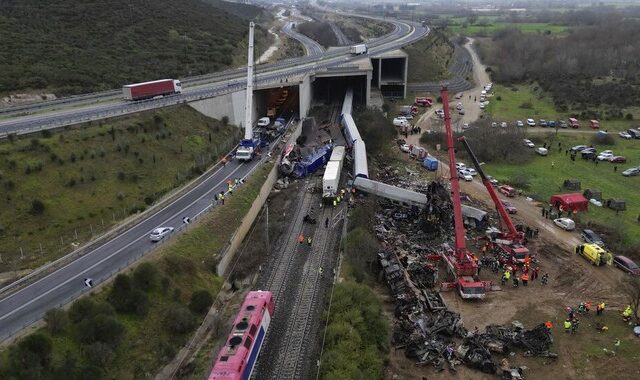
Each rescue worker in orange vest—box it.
[298,233,304,244]
[521,273,529,286]
[544,321,553,331]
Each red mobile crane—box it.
[439,87,489,299]
[458,136,531,265]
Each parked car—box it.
[486,175,499,186]
[553,218,575,231]
[501,200,517,214]
[622,167,640,177]
[609,156,626,163]
[491,122,498,128]
[568,118,580,128]
[619,131,633,139]
[582,149,597,159]
[500,122,508,128]
[539,119,547,127]
[597,152,613,161]
[462,123,470,130]
[456,102,463,110]
[498,185,516,197]
[526,118,536,127]
[458,109,465,115]
[516,120,524,127]
[613,255,640,275]
[548,120,556,128]
[458,170,473,181]
[479,103,486,109]
[581,229,604,246]
[590,119,600,129]
[559,120,568,128]
[455,93,463,99]
[400,113,414,120]
[393,117,408,126]
[523,139,535,148]
[150,226,174,242]
[570,145,588,152]
[456,162,466,170]
[465,168,478,176]
[534,147,548,156]
[400,144,410,152]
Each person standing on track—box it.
[325,217,329,228]
[298,233,304,244]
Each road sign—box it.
[182,216,190,224]
[84,278,93,288]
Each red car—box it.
[609,156,627,163]
[498,185,516,197]
[501,200,517,214]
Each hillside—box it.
[0,106,240,272]
[0,0,268,96]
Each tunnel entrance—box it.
[254,85,300,120]
[312,75,367,107]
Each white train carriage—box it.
[353,140,369,179]
[341,88,353,117]
[341,114,361,147]
[353,177,428,208]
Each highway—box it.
[0,14,428,343]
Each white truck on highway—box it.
[350,44,368,55]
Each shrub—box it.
[221,116,229,126]
[84,342,114,368]
[76,315,125,347]
[8,333,53,378]
[519,102,533,109]
[509,174,531,189]
[117,172,126,180]
[44,309,69,335]
[164,305,195,334]
[30,199,46,215]
[108,274,148,315]
[68,298,115,324]
[189,290,213,314]
[133,263,158,292]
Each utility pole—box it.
[265,202,270,254]
[244,22,255,139]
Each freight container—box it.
[122,79,182,101]
[322,161,342,199]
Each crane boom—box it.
[441,87,467,253]
[458,136,520,238]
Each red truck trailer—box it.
[122,79,182,101]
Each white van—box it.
[393,117,409,127]
[257,117,270,127]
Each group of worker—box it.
[500,263,544,288]
[213,177,245,206]
[298,233,313,246]
[561,303,635,334]
[332,188,354,208]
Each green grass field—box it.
[486,84,560,122]
[484,132,640,247]
[0,106,241,272]
[449,22,568,36]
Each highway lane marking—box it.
[0,162,247,321]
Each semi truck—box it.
[122,79,182,101]
[350,44,368,55]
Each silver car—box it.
[150,227,174,242]
[622,167,640,177]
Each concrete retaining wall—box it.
[216,120,303,276]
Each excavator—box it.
[439,87,490,299]
[458,136,531,266]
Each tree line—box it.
[477,13,640,112]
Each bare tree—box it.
[623,276,640,323]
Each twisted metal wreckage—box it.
[375,178,557,378]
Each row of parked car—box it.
[569,145,639,175]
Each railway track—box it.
[272,206,340,379]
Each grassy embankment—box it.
[484,84,640,249]
[0,0,268,96]
[0,106,241,272]
[0,162,274,379]
[404,31,455,83]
